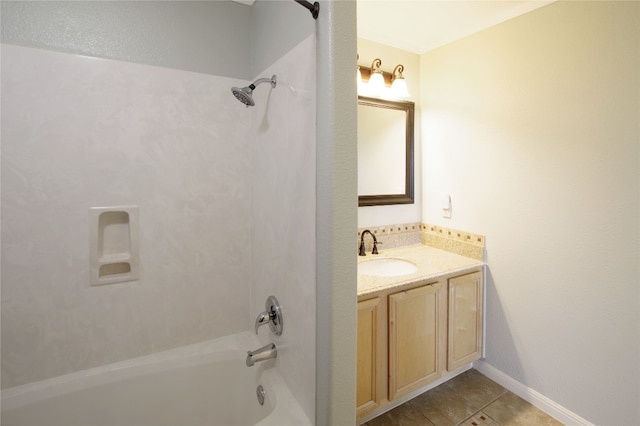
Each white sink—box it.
[358,258,418,277]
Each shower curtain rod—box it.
[294,0,319,20]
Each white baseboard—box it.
[473,360,594,426]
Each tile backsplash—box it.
[357,222,485,261]
[421,224,485,261]
[357,222,422,252]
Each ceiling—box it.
[357,0,555,54]
[231,0,555,54]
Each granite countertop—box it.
[357,244,484,297]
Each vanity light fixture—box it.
[357,57,410,99]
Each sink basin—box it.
[358,258,418,277]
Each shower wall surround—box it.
[1,44,253,388]
[250,35,316,421]
[0,1,252,79]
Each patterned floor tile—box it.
[366,400,435,426]
[408,383,479,425]
[441,369,507,410]
[364,370,562,426]
[482,392,564,426]
[459,412,496,426]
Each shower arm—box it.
[251,77,277,90]
[294,0,319,20]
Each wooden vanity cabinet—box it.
[447,271,483,370]
[356,268,483,420]
[356,297,386,418]
[388,282,446,400]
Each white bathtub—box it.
[1,332,311,426]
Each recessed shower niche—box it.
[89,206,139,286]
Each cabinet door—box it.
[388,282,445,400]
[448,271,483,370]
[357,297,385,417]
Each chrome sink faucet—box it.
[359,229,380,256]
[246,343,277,366]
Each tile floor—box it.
[364,369,564,426]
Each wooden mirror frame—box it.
[358,96,415,207]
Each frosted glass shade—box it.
[391,78,410,98]
[368,72,385,97]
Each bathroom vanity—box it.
[356,244,484,420]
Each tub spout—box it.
[246,343,277,367]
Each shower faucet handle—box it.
[254,295,283,336]
[255,312,270,332]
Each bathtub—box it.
[1,332,311,426]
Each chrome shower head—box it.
[232,86,255,107]
[231,75,277,107]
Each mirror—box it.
[358,96,414,206]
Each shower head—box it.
[232,86,255,107]
[231,75,277,107]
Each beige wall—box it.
[421,1,639,424]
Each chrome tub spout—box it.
[246,343,277,367]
